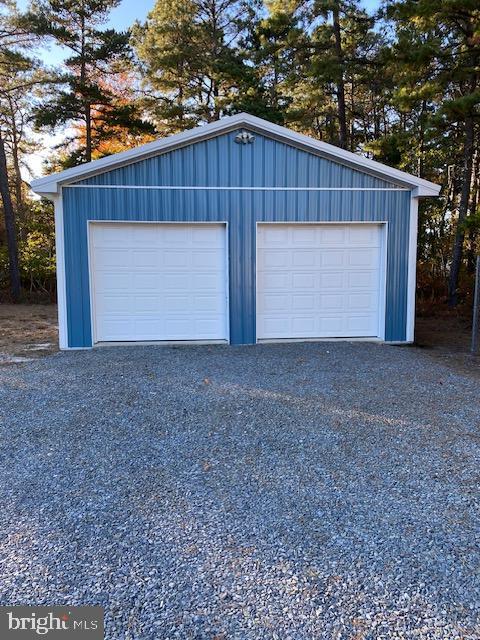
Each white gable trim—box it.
[30,113,441,197]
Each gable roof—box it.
[30,113,441,197]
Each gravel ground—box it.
[0,342,479,639]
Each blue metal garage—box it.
[31,113,440,349]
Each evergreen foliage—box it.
[0,0,478,305]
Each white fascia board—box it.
[30,116,248,195]
[245,116,441,196]
[30,113,441,196]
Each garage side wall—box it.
[62,186,411,347]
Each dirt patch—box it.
[0,304,58,364]
[414,307,480,377]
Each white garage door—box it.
[90,223,228,342]
[257,223,384,340]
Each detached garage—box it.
[31,113,440,349]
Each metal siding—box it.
[63,186,410,347]
[77,130,397,189]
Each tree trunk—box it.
[448,115,475,306]
[85,102,92,162]
[0,130,21,301]
[332,5,348,149]
[466,151,479,274]
[10,118,26,240]
[80,6,92,163]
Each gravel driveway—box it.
[0,343,479,639]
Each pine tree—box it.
[385,0,479,305]
[244,0,306,124]
[306,0,381,149]
[26,0,153,165]
[132,0,256,129]
[0,0,39,301]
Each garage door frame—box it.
[255,221,388,343]
[87,220,230,345]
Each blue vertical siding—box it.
[62,189,411,347]
[78,130,397,189]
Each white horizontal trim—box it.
[67,184,409,192]
[89,219,228,224]
[30,113,441,197]
[258,337,384,344]
[94,340,229,347]
[254,220,388,224]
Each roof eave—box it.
[412,184,441,197]
[30,112,442,196]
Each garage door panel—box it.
[91,225,126,247]
[319,272,344,289]
[348,293,378,312]
[195,318,226,335]
[291,316,316,333]
[347,225,381,246]
[292,250,316,267]
[260,272,290,290]
[292,273,315,289]
[192,226,224,245]
[320,227,346,245]
[347,270,378,288]
[260,226,290,245]
[163,249,190,268]
[95,271,134,292]
[262,250,289,268]
[292,294,316,311]
[132,273,160,290]
[94,248,131,268]
[320,250,346,267]
[194,295,225,313]
[348,249,378,267]
[90,223,228,342]
[319,294,344,311]
[132,250,159,268]
[262,294,290,312]
[133,296,162,313]
[346,315,377,333]
[261,316,290,336]
[257,224,383,339]
[291,227,316,244]
[161,227,190,244]
[319,316,345,333]
[95,295,132,314]
[96,318,136,339]
[191,250,223,269]
[192,272,224,290]
[163,273,190,290]
[162,295,191,312]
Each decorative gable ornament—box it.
[234,130,255,145]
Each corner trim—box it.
[53,191,69,349]
[406,196,419,342]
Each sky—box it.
[21,0,382,179]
